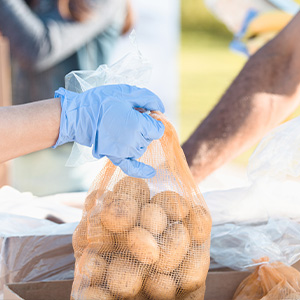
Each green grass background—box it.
[180,0,300,166]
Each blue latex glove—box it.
[53,84,165,178]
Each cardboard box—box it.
[3,271,252,300]
[0,221,76,297]
[4,280,73,300]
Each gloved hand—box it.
[53,84,165,178]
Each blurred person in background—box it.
[182,12,300,184]
[0,0,133,195]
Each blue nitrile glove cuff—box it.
[53,88,78,148]
[53,87,102,149]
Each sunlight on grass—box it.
[180,31,245,142]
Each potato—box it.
[152,191,189,221]
[273,262,300,291]
[177,245,209,292]
[140,203,168,235]
[144,272,177,300]
[107,256,144,298]
[257,278,297,300]
[155,223,190,273]
[72,219,88,259]
[114,232,128,251]
[84,190,98,211]
[100,193,139,233]
[85,190,113,211]
[79,287,114,300]
[88,205,115,252]
[187,206,211,244]
[285,293,300,299]
[80,252,107,285]
[179,284,205,300]
[89,225,115,254]
[113,177,150,205]
[127,227,160,265]
[127,293,149,300]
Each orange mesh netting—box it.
[71,112,212,300]
[233,257,300,300]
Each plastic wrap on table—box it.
[210,218,300,271]
[0,213,77,299]
[205,116,300,226]
[0,186,83,223]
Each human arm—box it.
[0,0,125,72]
[182,12,300,184]
[0,98,61,163]
[0,85,165,178]
[121,0,135,35]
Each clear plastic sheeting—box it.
[248,116,300,181]
[0,213,78,299]
[204,116,300,225]
[208,117,300,271]
[210,218,300,271]
[65,35,152,167]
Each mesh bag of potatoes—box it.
[71,111,212,300]
[233,257,300,300]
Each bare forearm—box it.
[182,13,300,183]
[0,98,61,162]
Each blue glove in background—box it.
[53,84,165,178]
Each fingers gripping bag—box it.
[68,51,212,299]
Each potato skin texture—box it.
[127,227,160,264]
[140,203,168,235]
[80,252,107,285]
[72,218,88,259]
[155,223,190,273]
[128,293,149,300]
[177,245,209,292]
[188,206,212,244]
[144,272,177,300]
[113,177,150,205]
[152,191,189,221]
[178,284,206,300]
[87,203,116,252]
[100,193,139,233]
[285,293,300,299]
[78,287,114,300]
[106,256,144,298]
